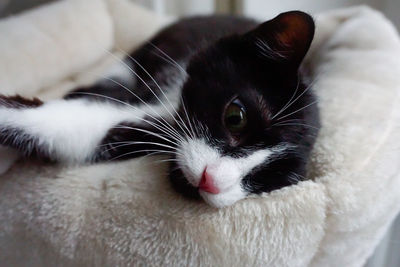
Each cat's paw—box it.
[0,95,46,158]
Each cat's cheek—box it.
[199,184,247,208]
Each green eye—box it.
[224,99,247,133]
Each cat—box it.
[0,11,319,208]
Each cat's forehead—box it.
[182,43,286,101]
[181,65,274,124]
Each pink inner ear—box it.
[248,11,314,64]
[274,12,313,53]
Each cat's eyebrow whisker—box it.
[271,79,300,120]
[105,48,191,140]
[272,77,319,121]
[271,118,306,126]
[272,123,319,130]
[271,117,319,130]
[275,100,319,122]
[273,118,305,123]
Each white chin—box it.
[199,185,247,208]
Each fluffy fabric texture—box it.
[0,0,112,97]
[0,1,399,266]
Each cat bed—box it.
[1,1,400,266]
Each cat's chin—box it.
[199,185,247,208]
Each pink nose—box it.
[199,168,220,194]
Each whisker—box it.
[98,49,184,140]
[96,130,176,148]
[272,123,319,130]
[70,90,182,143]
[271,78,300,120]
[180,95,196,139]
[116,47,194,139]
[151,158,182,164]
[103,48,189,139]
[130,151,170,165]
[101,144,180,157]
[271,118,308,127]
[148,42,187,74]
[73,70,183,141]
[144,43,197,139]
[275,100,319,122]
[109,149,176,161]
[101,145,180,158]
[150,49,177,67]
[101,139,180,153]
[272,118,305,124]
[114,125,180,147]
[272,78,319,121]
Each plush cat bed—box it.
[1,1,400,266]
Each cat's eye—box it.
[224,98,247,134]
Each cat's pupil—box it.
[228,115,242,125]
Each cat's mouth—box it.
[169,163,247,208]
[168,138,281,207]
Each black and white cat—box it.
[0,11,319,207]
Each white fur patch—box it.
[0,96,181,163]
[176,138,289,207]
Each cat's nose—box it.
[199,168,220,194]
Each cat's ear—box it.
[246,11,315,68]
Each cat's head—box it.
[170,11,319,207]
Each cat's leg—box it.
[0,95,179,164]
[0,55,184,164]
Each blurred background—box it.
[1,0,399,28]
[0,0,399,266]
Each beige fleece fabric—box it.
[0,1,399,266]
